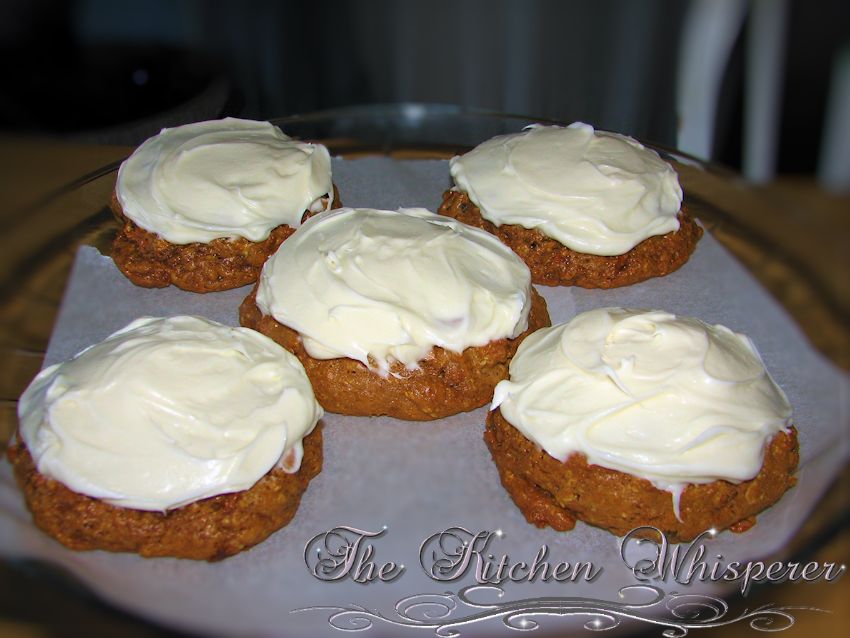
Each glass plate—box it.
[0,104,846,636]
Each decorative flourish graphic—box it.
[292,584,828,636]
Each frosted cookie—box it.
[440,123,702,287]
[485,308,798,541]
[111,118,337,292]
[8,316,324,560]
[240,207,550,420]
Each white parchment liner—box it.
[1,158,847,637]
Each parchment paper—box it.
[1,158,848,637]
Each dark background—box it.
[0,0,847,174]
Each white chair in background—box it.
[818,45,850,193]
[676,0,748,164]
[676,0,789,184]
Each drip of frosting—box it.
[116,118,333,244]
[256,207,532,375]
[450,123,683,256]
[491,308,793,518]
[18,316,323,512]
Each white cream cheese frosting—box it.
[491,308,793,517]
[116,118,333,244]
[256,207,533,375]
[450,123,684,256]
[17,316,323,512]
